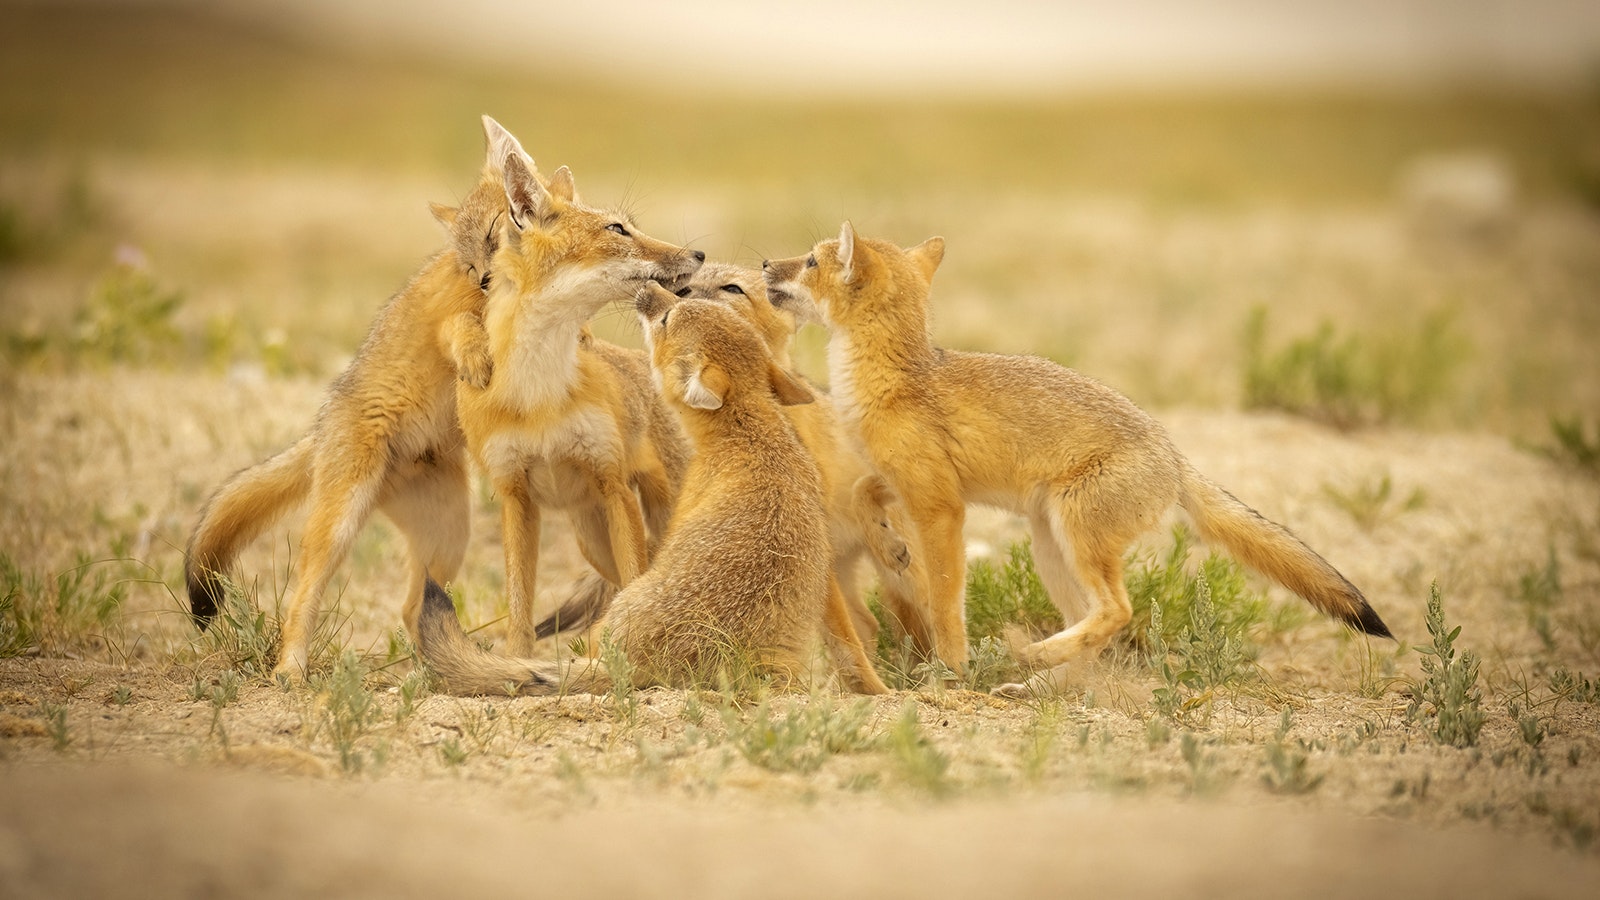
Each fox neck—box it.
[826,287,934,411]
[487,264,613,412]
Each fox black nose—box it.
[761,260,770,270]
[691,250,705,263]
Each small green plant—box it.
[71,262,185,366]
[438,737,468,768]
[599,636,638,726]
[316,650,382,774]
[1017,701,1063,782]
[1512,548,1562,651]
[111,684,133,707]
[394,669,428,725]
[1406,583,1486,748]
[1242,307,1461,429]
[1179,732,1226,796]
[886,701,951,798]
[42,702,71,752]
[1322,471,1425,532]
[1,552,129,658]
[1262,709,1324,794]
[1144,571,1255,727]
[964,540,1064,644]
[191,573,278,676]
[724,695,876,774]
[1123,526,1268,656]
[1548,667,1599,704]
[1543,415,1600,476]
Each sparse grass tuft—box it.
[1262,709,1325,794]
[1,552,128,658]
[886,701,952,797]
[965,540,1064,644]
[723,695,876,774]
[1122,526,1269,655]
[599,635,638,726]
[1512,547,1562,651]
[1406,583,1486,748]
[314,650,383,775]
[1243,307,1463,430]
[70,262,185,366]
[1542,415,1600,476]
[1322,471,1426,532]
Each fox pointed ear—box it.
[548,165,576,203]
[684,364,730,411]
[482,115,534,171]
[768,361,814,406]
[504,153,553,232]
[429,202,459,231]
[908,236,945,281]
[837,221,856,283]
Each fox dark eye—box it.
[675,287,692,298]
[660,310,670,327]
[607,223,629,236]
[721,284,745,296]
[805,255,817,268]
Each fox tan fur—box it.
[184,116,526,677]
[763,223,1392,696]
[457,149,700,657]
[678,262,937,692]
[418,286,832,695]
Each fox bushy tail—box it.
[532,572,615,640]
[1178,465,1391,638]
[416,578,610,696]
[184,437,317,627]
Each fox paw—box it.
[456,351,493,389]
[991,681,1034,700]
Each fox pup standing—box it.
[764,223,1391,696]
[185,116,526,677]
[418,285,830,694]
[456,149,699,656]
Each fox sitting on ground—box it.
[675,262,937,692]
[456,148,700,657]
[763,223,1391,696]
[418,285,831,694]
[184,116,527,677]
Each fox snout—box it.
[761,257,801,307]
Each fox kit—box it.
[185,116,527,677]
[457,150,700,657]
[418,286,831,694]
[764,223,1391,695]
[677,262,934,692]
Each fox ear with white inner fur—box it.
[684,364,729,411]
[481,115,534,171]
[429,202,459,231]
[547,165,576,204]
[908,236,945,282]
[837,221,856,283]
[503,153,553,232]
[768,361,815,407]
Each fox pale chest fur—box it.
[417,286,830,694]
[454,147,700,657]
[183,116,523,677]
[764,223,1391,697]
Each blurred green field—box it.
[3,5,1598,435]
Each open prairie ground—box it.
[2,8,1599,898]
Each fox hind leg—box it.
[275,463,384,678]
[384,449,471,650]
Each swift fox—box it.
[763,223,1392,695]
[418,286,830,694]
[458,149,699,657]
[677,262,935,691]
[184,116,528,677]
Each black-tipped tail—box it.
[186,566,222,630]
[416,577,578,696]
[1348,600,1394,640]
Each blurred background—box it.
[2,0,1599,436]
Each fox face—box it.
[427,115,535,295]
[493,153,703,315]
[636,283,812,413]
[763,222,944,328]
[674,262,795,358]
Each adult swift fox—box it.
[418,286,830,694]
[185,116,529,677]
[458,149,699,657]
[763,223,1391,695]
[677,262,935,691]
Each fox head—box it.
[489,149,703,318]
[427,116,532,295]
[672,262,796,363]
[762,222,944,330]
[636,282,813,415]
